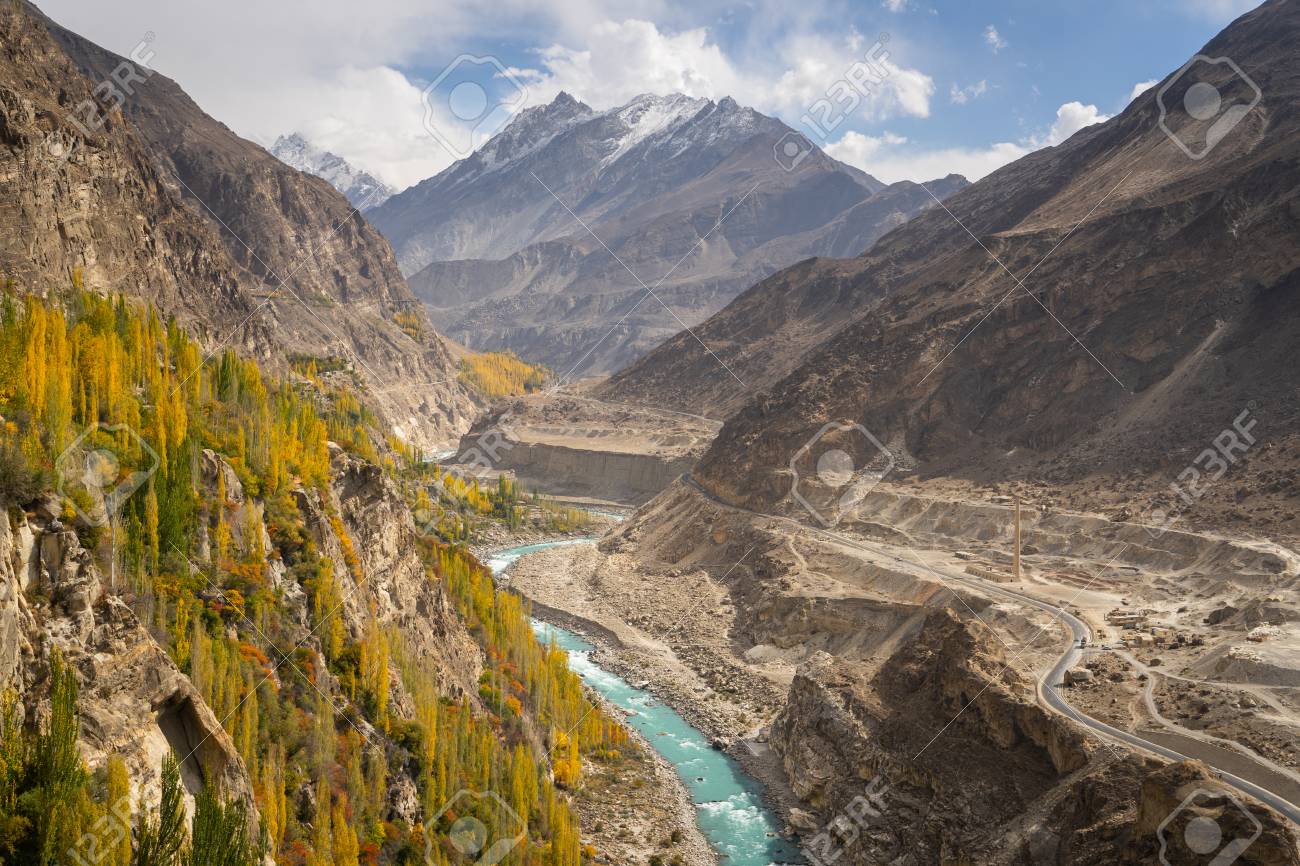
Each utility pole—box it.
[1013,496,1022,582]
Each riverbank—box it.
[566,696,716,866]
[485,543,716,866]
[499,542,807,834]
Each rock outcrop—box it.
[767,619,1300,865]
[0,505,257,812]
[1128,762,1300,866]
[314,446,482,698]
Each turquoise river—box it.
[486,541,801,866]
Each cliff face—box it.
[0,1,255,338]
[0,1,476,449]
[313,447,482,699]
[766,614,1299,866]
[451,394,719,504]
[0,503,258,812]
[0,439,486,834]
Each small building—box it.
[965,563,1016,583]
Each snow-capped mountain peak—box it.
[599,93,711,165]
[270,133,395,211]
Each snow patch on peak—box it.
[270,134,394,210]
[599,93,711,166]
[466,92,596,177]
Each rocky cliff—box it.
[771,644,1299,865]
[0,502,258,812]
[0,1,475,449]
[0,437,486,844]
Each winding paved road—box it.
[680,475,1300,826]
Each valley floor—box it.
[504,477,1300,860]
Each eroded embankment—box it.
[451,393,720,504]
[557,479,1300,864]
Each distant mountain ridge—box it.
[369,92,967,375]
[270,133,395,210]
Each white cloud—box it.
[827,97,1110,183]
[1033,100,1109,146]
[827,131,1028,184]
[512,20,747,108]
[1128,79,1159,102]
[518,20,935,123]
[30,1,936,190]
[983,24,1007,53]
[34,0,693,189]
[881,0,908,11]
[949,80,988,105]
[35,0,559,188]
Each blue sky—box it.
[42,0,1259,187]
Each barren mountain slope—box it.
[34,6,476,446]
[668,0,1300,534]
[0,2,258,340]
[594,174,969,418]
[375,92,966,374]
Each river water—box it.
[487,541,801,866]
